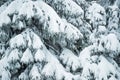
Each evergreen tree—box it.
[0,0,120,80]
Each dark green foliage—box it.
[0,0,8,6]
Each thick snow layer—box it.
[30,31,44,49]
[0,13,11,27]
[1,0,120,80]
[18,65,31,80]
[79,46,93,67]
[64,72,74,80]
[35,1,65,34]
[21,48,34,64]
[29,64,41,80]
[62,0,84,18]
[44,57,64,79]
[81,62,98,80]
[79,46,99,79]
[18,21,25,29]
[97,26,107,34]
[0,57,9,76]
[41,46,80,80]
[22,29,32,47]
[0,0,63,34]
[89,32,120,57]
[107,5,119,30]
[55,66,65,80]
[43,0,84,27]
[85,2,106,28]
[97,55,117,80]
[19,1,35,19]
[43,0,84,18]
[35,49,46,62]
[41,62,56,78]
[0,1,10,14]
[0,0,83,44]
[3,0,25,15]
[0,0,26,27]
[89,32,97,43]
[79,46,120,80]
[87,2,105,17]
[1,69,11,80]
[40,44,63,78]
[18,1,43,20]
[0,0,39,28]
[42,53,80,80]
[9,34,26,49]
[105,33,120,52]
[8,49,21,63]
[20,29,45,49]
[19,72,29,80]
[12,14,17,23]
[63,19,83,41]
[89,25,106,41]
[60,48,81,72]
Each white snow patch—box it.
[0,57,9,76]
[105,33,120,53]
[22,29,32,47]
[85,2,106,28]
[21,48,34,64]
[8,49,21,63]
[41,62,56,78]
[0,13,11,27]
[9,34,26,49]
[35,49,46,62]
[60,48,81,72]
[35,1,65,34]
[1,69,11,80]
[79,46,93,67]
[29,64,41,80]
[97,55,117,80]
[30,31,44,49]
[19,72,29,80]
[63,19,83,40]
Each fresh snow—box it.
[41,62,56,78]
[1,69,11,80]
[35,49,46,62]
[97,55,117,80]
[60,48,81,72]
[30,31,44,49]
[35,1,65,34]
[9,34,26,49]
[105,33,120,55]
[79,46,93,67]
[0,57,9,76]
[0,0,25,27]
[21,48,34,64]
[0,0,120,80]
[43,0,84,28]
[63,19,83,41]
[85,1,106,29]
[0,13,11,27]
[29,64,41,80]
[8,49,21,63]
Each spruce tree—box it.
[0,0,120,80]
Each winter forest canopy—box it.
[0,0,120,80]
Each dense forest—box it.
[0,0,120,80]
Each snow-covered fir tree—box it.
[0,0,120,80]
